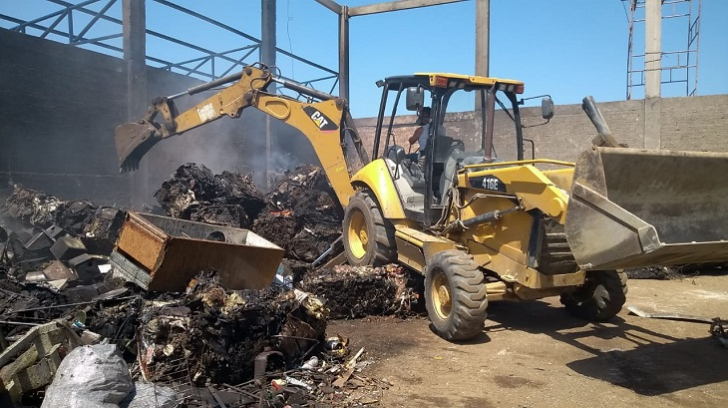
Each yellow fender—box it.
[350,159,406,220]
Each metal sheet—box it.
[566,147,728,270]
[115,212,167,271]
[114,212,284,292]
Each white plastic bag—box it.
[41,344,133,408]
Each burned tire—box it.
[425,250,488,341]
[342,190,396,266]
[560,270,628,321]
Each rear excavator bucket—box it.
[565,147,728,270]
[115,120,162,172]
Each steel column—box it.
[123,0,148,207]
[338,6,350,102]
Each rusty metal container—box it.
[113,212,284,291]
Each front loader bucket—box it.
[565,147,728,270]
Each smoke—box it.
[141,83,322,203]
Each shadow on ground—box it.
[486,300,728,396]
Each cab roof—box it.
[415,72,524,87]
[381,73,524,88]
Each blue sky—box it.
[2,0,726,118]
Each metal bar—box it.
[276,48,338,75]
[315,0,343,14]
[328,77,339,95]
[0,13,121,54]
[693,0,701,95]
[0,321,40,327]
[72,32,123,45]
[67,5,73,42]
[160,62,214,79]
[300,74,338,84]
[338,5,349,100]
[163,54,213,68]
[162,45,259,69]
[75,0,118,41]
[153,0,336,76]
[153,0,261,44]
[187,56,211,77]
[48,0,245,68]
[348,0,466,17]
[40,10,68,39]
[11,0,99,31]
[219,46,258,78]
[662,13,690,19]
[9,0,337,82]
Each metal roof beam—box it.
[348,0,467,17]
[315,0,343,14]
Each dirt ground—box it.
[330,274,728,407]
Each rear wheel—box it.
[425,250,488,341]
[342,190,396,266]
[561,270,628,321]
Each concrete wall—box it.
[353,95,728,162]
[0,29,128,204]
[0,29,277,206]
[1,29,726,207]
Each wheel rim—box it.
[431,269,452,319]
[347,210,368,259]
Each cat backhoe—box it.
[115,63,728,341]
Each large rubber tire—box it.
[560,270,628,321]
[342,190,397,267]
[425,250,488,341]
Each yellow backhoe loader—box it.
[115,63,728,341]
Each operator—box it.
[407,107,431,166]
[407,107,443,201]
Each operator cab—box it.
[373,72,540,225]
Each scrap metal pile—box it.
[155,163,342,263]
[0,165,419,407]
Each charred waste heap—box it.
[155,163,343,263]
[0,163,418,407]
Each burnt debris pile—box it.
[0,174,406,407]
[154,163,266,228]
[155,163,342,263]
[138,270,327,386]
[300,264,424,319]
[253,164,343,263]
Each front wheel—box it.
[425,250,488,341]
[560,270,628,321]
[342,190,396,266]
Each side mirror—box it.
[541,97,554,120]
[406,87,425,111]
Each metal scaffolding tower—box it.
[625,0,701,100]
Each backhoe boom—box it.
[115,64,369,207]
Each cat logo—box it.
[303,106,338,132]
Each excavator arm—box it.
[115,64,369,207]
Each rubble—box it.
[137,270,326,385]
[155,163,344,263]
[0,175,415,406]
[154,164,265,228]
[299,264,424,319]
[626,263,728,280]
[254,165,343,263]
